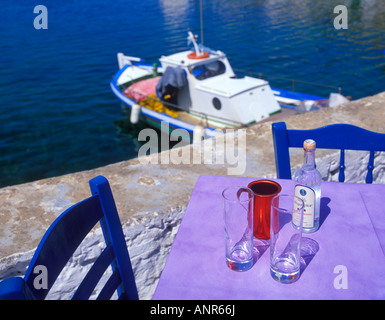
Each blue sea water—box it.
[0,0,384,187]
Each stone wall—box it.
[0,91,384,299]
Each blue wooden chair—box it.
[272,122,385,183]
[0,176,138,300]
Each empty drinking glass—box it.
[270,194,305,283]
[223,186,254,271]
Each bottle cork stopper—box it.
[303,139,316,150]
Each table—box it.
[153,175,385,300]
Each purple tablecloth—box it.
[153,175,385,300]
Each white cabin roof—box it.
[195,75,268,98]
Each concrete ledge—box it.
[1,91,384,299]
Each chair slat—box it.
[366,151,375,184]
[338,149,345,182]
[71,244,115,300]
[287,124,385,151]
[96,269,122,300]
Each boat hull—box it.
[110,79,222,139]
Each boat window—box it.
[191,61,226,80]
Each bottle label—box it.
[293,185,315,228]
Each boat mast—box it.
[200,0,204,48]
[186,0,205,57]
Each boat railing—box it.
[117,53,143,69]
[233,68,342,95]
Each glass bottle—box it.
[293,139,322,233]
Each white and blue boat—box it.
[110,31,335,141]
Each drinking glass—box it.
[270,194,304,283]
[222,186,254,271]
[248,180,281,240]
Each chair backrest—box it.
[0,176,138,300]
[272,122,385,183]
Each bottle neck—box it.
[303,148,316,169]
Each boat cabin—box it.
[158,49,281,127]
